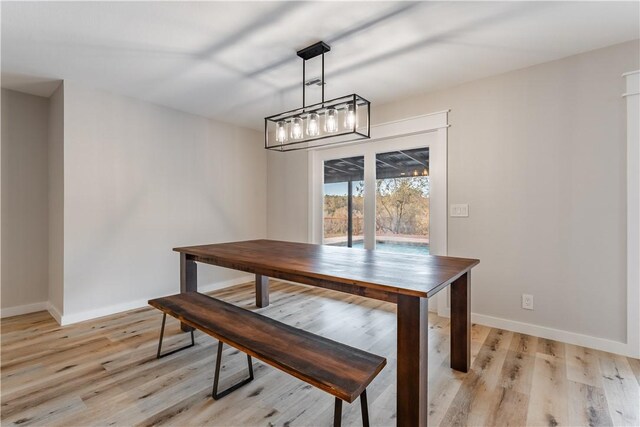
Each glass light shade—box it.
[324,108,338,133]
[344,103,357,130]
[275,121,287,143]
[306,113,320,136]
[290,117,303,140]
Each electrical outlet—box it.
[522,294,534,310]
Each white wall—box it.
[1,89,50,310]
[60,81,266,322]
[267,40,639,348]
[48,83,64,316]
[267,149,310,242]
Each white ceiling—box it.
[2,1,639,130]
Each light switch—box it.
[450,204,469,217]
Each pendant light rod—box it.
[322,52,325,104]
[297,41,330,109]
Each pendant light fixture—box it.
[264,41,371,152]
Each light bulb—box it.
[423,168,428,176]
[275,121,287,144]
[344,103,356,130]
[306,113,320,136]
[413,170,418,176]
[290,117,303,140]
[324,108,338,133]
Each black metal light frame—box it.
[264,41,371,152]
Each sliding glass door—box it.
[375,148,430,255]
[317,134,433,255]
[323,156,364,248]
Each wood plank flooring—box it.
[1,280,639,426]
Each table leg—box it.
[397,294,428,427]
[450,271,470,372]
[180,253,197,332]
[255,274,269,308]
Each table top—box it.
[174,239,479,299]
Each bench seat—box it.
[148,292,386,403]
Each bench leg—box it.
[156,313,195,359]
[333,390,369,427]
[334,398,343,427]
[360,389,370,427]
[212,341,254,400]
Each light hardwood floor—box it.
[1,281,639,426]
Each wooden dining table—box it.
[173,239,479,427]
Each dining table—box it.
[173,239,479,427]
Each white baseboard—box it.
[438,306,633,357]
[57,275,254,326]
[47,302,62,324]
[0,301,49,318]
[472,313,634,358]
[59,298,154,326]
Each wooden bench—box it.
[148,292,386,427]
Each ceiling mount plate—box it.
[297,41,331,60]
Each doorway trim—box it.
[623,70,639,358]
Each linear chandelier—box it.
[264,41,371,152]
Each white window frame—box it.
[308,111,449,313]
